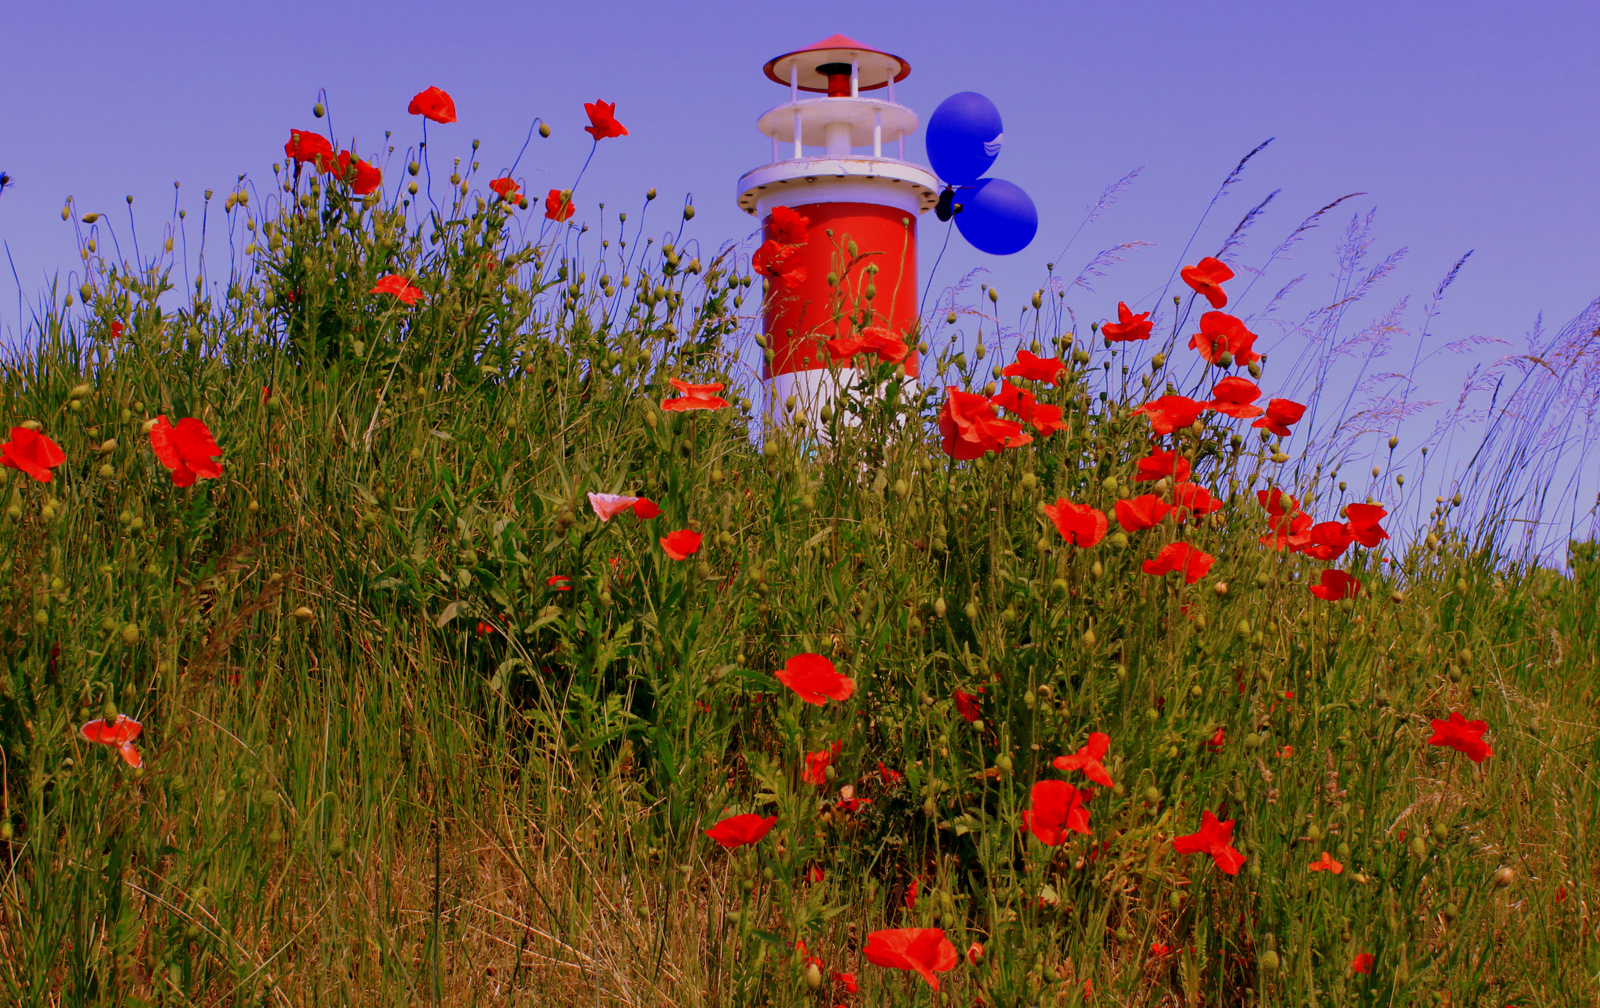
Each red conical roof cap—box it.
[764,35,910,93]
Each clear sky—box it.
[2,0,1596,549]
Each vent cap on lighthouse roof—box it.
[763,34,911,92]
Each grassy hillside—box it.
[0,143,1596,1008]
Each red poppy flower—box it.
[990,379,1035,419]
[1115,495,1172,532]
[1171,810,1246,874]
[832,970,858,993]
[285,129,336,169]
[990,382,1062,435]
[1150,943,1173,957]
[1021,779,1091,845]
[544,189,576,222]
[878,761,904,784]
[1188,311,1260,366]
[752,240,806,289]
[489,177,522,203]
[863,928,959,990]
[1052,731,1112,786]
[1042,498,1107,548]
[474,620,497,636]
[1344,503,1389,547]
[546,575,573,592]
[1,427,66,483]
[1204,376,1264,418]
[1142,541,1215,583]
[1308,569,1361,601]
[1309,851,1344,874]
[904,876,920,909]
[1135,449,1191,484]
[938,386,1031,460]
[704,813,777,849]
[1251,398,1306,437]
[109,320,124,340]
[775,653,855,705]
[80,715,143,768]
[769,204,809,244]
[1101,301,1154,342]
[660,529,703,560]
[588,492,641,522]
[631,497,662,519]
[661,377,730,412]
[823,336,863,362]
[583,100,628,140]
[1171,482,1223,522]
[832,325,909,364]
[860,325,910,363]
[1257,486,1299,517]
[1205,725,1226,752]
[1298,521,1354,561]
[1180,256,1234,309]
[1261,510,1314,551]
[148,416,223,487]
[953,688,982,723]
[1350,953,1374,975]
[966,942,984,965]
[801,741,843,785]
[1131,394,1205,435]
[1000,349,1067,385]
[408,86,457,124]
[328,151,382,196]
[370,274,423,305]
[1427,711,1493,763]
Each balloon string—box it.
[919,219,956,322]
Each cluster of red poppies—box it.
[283,129,382,197]
[9,416,222,770]
[284,88,627,225]
[1255,487,1389,601]
[752,204,809,291]
[937,350,1067,459]
[3,416,221,490]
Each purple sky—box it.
[3,0,1597,549]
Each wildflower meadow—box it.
[0,84,1596,1007]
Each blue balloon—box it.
[953,178,1037,256]
[925,92,1003,187]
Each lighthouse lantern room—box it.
[736,34,940,428]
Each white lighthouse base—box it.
[767,367,921,441]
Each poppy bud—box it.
[1031,291,1043,309]
[975,342,986,360]
[293,605,314,622]
[964,600,979,622]
[1107,532,1129,549]
[933,597,947,618]
[784,395,797,413]
[683,205,695,221]
[539,123,552,138]
[1258,950,1280,972]
[1082,628,1097,647]
[802,961,822,989]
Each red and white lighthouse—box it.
[736,34,939,427]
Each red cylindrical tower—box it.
[736,34,939,427]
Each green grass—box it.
[0,153,1596,1008]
